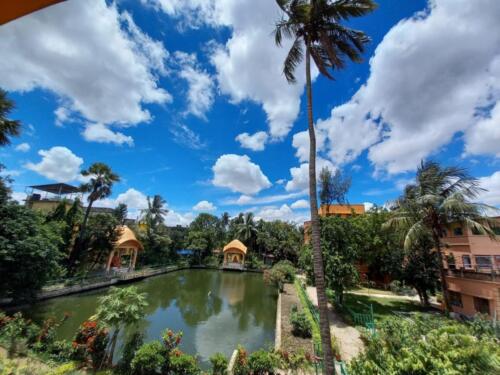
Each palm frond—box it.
[283,36,304,83]
[325,0,378,21]
[463,217,497,240]
[403,221,427,251]
[310,45,334,79]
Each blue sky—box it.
[1,0,500,225]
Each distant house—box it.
[25,183,81,213]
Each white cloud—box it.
[363,202,375,211]
[212,154,271,195]
[315,0,500,174]
[11,191,27,204]
[255,204,309,224]
[292,130,326,163]
[193,200,216,212]
[465,100,500,157]
[115,188,148,209]
[286,158,335,192]
[82,123,134,146]
[144,0,314,139]
[235,131,268,151]
[291,199,309,210]
[15,143,30,152]
[25,146,83,182]
[165,210,195,226]
[169,123,206,149]
[225,191,306,206]
[478,171,500,206]
[175,51,215,119]
[0,0,171,128]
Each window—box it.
[449,291,463,308]
[453,226,463,236]
[447,254,456,270]
[473,297,490,315]
[475,256,492,269]
[462,255,472,269]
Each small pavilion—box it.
[106,226,143,272]
[223,239,247,270]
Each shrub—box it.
[248,349,278,374]
[169,350,200,374]
[233,346,249,375]
[117,332,144,375]
[290,306,312,338]
[71,320,109,370]
[131,341,166,375]
[47,340,74,362]
[264,261,296,292]
[210,352,228,375]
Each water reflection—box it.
[23,270,277,368]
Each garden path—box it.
[305,286,365,363]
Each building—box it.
[25,183,82,213]
[442,221,500,318]
[222,239,247,271]
[304,204,365,243]
[105,226,143,272]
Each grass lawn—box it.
[351,287,400,296]
[342,293,435,322]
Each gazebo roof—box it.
[223,239,247,254]
[116,226,143,251]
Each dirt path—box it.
[305,286,365,363]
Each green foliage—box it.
[187,213,224,261]
[117,332,144,375]
[0,202,63,301]
[130,341,166,375]
[0,88,21,146]
[248,349,278,374]
[263,261,296,291]
[294,280,321,348]
[319,167,351,206]
[82,213,120,269]
[113,203,128,225]
[169,350,200,374]
[255,221,302,264]
[467,314,500,340]
[389,281,417,297]
[96,286,148,329]
[209,352,228,375]
[349,314,500,375]
[301,216,360,303]
[72,320,109,370]
[290,306,312,338]
[233,346,249,375]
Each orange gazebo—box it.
[222,239,247,270]
[106,226,143,272]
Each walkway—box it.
[305,286,365,362]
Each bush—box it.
[131,341,166,375]
[169,350,200,374]
[264,261,296,291]
[290,306,312,338]
[71,320,109,370]
[210,352,228,375]
[233,346,249,375]
[349,314,500,375]
[248,349,278,374]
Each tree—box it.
[320,167,351,206]
[237,212,258,251]
[187,213,223,259]
[83,213,121,270]
[142,195,168,229]
[70,163,120,272]
[274,1,376,371]
[113,203,128,225]
[0,89,21,146]
[0,202,63,301]
[385,161,496,311]
[96,286,148,365]
[319,167,334,206]
[301,216,361,304]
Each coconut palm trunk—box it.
[305,41,335,375]
[432,229,450,312]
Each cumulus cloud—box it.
[478,171,500,206]
[144,0,314,139]
[235,131,268,151]
[15,143,30,152]
[25,146,84,182]
[82,123,134,146]
[255,204,309,224]
[313,0,500,174]
[291,199,309,209]
[193,200,216,212]
[175,51,215,119]
[292,130,326,163]
[286,158,335,192]
[212,154,271,195]
[116,188,149,209]
[225,191,306,206]
[0,0,170,130]
[165,210,195,226]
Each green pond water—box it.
[23,269,277,368]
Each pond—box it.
[23,269,277,368]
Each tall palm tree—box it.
[385,161,496,312]
[274,1,376,371]
[142,195,168,228]
[0,89,20,146]
[237,212,258,250]
[69,163,120,272]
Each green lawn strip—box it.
[294,280,321,350]
[342,293,432,322]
